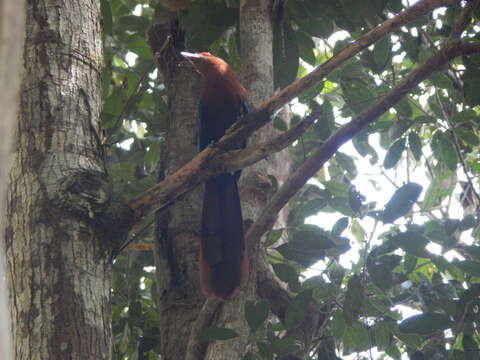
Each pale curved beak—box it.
[180,51,201,59]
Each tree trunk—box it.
[150,2,293,359]
[0,1,25,358]
[240,0,291,231]
[201,2,287,359]
[5,1,110,359]
[148,16,206,360]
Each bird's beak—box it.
[180,51,202,59]
[179,52,204,75]
[180,52,202,70]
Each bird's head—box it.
[180,51,246,101]
[180,51,229,77]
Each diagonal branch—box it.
[256,251,326,359]
[213,111,324,174]
[126,0,458,219]
[245,40,480,248]
[185,298,223,360]
[250,39,480,360]
[258,0,459,115]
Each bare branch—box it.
[256,252,325,359]
[126,0,457,219]
[250,40,480,354]
[185,299,223,360]
[259,0,459,115]
[245,40,480,246]
[213,111,323,174]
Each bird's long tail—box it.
[200,174,249,299]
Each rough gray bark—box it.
[5,1,111,359]
[240,0,292,235]
[0,1,25,358]
[147,16,207,360]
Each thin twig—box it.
[435,88,480,205]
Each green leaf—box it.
[408,132,423,161]
[423,173,454,210]
[383,138,406,169]
[386,343,402,359]
[373,36,391,70]
[288,1,334,38]
[199,327,239,341]
[335,152,357,177]
[459,215,477,231]
[117,15,150,33]
[100,0,113,35]
[398,313,452,334]
[341,79,376,114]
[257,341,273,359]
[245,300,270,333]
[367,254,401,289]
[270,336,297,356]
[295,31,316,66]
[403,33,419,62]
[138,335,159,353]
[430,73,452,89]
[331,310,346,338]
[126,35,152,59]
[455,127,480,146]
[451,109,477,123]
[299,82,325,104]
[323,180,349,197]
[296,16,334,39]
[272,263,298,285]
[463,67,480,106]
[462,334,480,358]
[343,275,364,325]
[388,0,403,12]
[375,320,393,350]
[103,88,125,117]
[461,245,480,261]
[394,98,413,117]
[266,229,283,247]
[394,331,424,350]
[383,182,422,223]
[455,260,480,277]
[331,217,349,237]
[342,322,370,355]
[348,186,364,214]
[181,3,237,50]
[129,300,142,320]
[391,231,429,257]
[339,0,387,29]
[285,290,312,329]
[350,219,365,243]
[439,133,458,171]
[277,225,335,267]
[424,220,457,248]
[273,20,299,88]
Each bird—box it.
[181,51,249,299]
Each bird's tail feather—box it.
[200,174,248,299]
